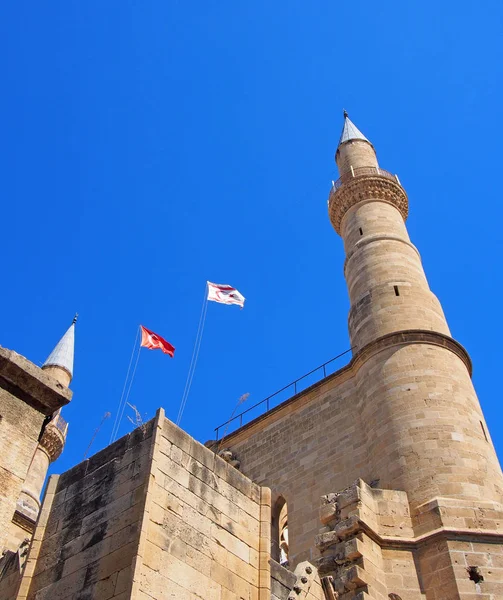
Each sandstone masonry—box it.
[1,114,502,599]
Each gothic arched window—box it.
[272,496,289,567]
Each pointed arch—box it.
[271,496,289,566]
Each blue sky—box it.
[1,1,502,475]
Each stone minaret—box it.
[2,318,74,552]
[193,113,503,597]
[18,318,76,519]
[329,113,503,508]
[321,113,503,597]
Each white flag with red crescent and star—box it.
[207,281,245,308]
[140,325,175,357]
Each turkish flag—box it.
[140,325,175,357]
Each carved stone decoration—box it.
[286,561,321,600]
[0,538,31,581]
[12,510,36,534]
[328,175,409,234]
[217,448,241,470]
[39,423,66,462]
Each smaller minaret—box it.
[42,314,77,387]
[16,317,75,525]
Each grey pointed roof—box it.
[43,321,75,378]
[338,113,371,147]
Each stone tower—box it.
[330,113,503,508]
[216,114,503,598]
[0,318,74,554]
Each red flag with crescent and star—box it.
[140,325,175,357]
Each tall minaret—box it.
[329,112,503,510]
[16,317,75,525]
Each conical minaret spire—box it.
[338,110,371,147]
[335,112,378,177]
[42,314,77,387]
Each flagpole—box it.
[113,342,142,441]
[176,283,209,425]
[110,326,141,444]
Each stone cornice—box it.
[316,514,503,562]
[0,346,72,415]
[352,329,473,377]
[328,175,409,234]
[12,509,36,535]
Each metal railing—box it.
[214,348,352,440]
[51,413,69,437]
[329,166,401,196]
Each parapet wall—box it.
[15,418,156,600]
[221,369,363,566]
[3,408,272,600]
[136,410,272,600]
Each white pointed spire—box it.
[338,110,371,147]
[43,315,77,379]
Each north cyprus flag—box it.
[207,282,245,308]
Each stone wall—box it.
[0,384,43,550]
[0,346,71,553]
[6,408,271,600]
[315,478,503,599]
[223,368,364,567]
[355,343,503,510]
[133,410,271,600]
[336,140,377,176]
[270,560,296,600]
[0,548,29,600]
[15,419,156,600]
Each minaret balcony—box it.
[39,414,68,462]
[328,166,408,233]
[329,166,401,196]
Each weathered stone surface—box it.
[271,559,296,600]
[0,346,72,414]
[5,410,271,600]
[315,479,503,599]
[0,346,72,556]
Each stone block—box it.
[210,560,251,599]
[212,523,250,562]
[161,418,192,455]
